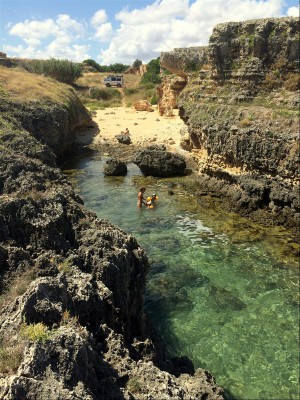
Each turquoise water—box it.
[63,155,299,400]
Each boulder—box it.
[133,145,186,177]
[115,133,131,145]
[103,157,127,176]
[133,100,154,112]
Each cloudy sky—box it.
[1,0,299,65]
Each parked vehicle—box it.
[103,75,123,87]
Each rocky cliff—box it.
[0,69,224,397]
[159,17,299,236]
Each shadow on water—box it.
[223,388,240,400]
[62,154,300,400]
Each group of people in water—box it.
[137,187,158,208]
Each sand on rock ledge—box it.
[75,105,186,152]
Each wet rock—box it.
[103,157,127,176]
[133,145,186,177]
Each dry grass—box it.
[0,334,25,374]
[0,269,36,310]
[0,66,76,104]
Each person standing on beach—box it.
[137,187,147,207]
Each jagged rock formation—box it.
[157,75,187,116]
[159,17,299,233]
[0,71,224,398]
[160,47,209,79]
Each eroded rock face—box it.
[0,93,224,398]
[159,17,299,232]
[160,47,209,78]
[209,17,299,81]
[157,75,187,116]
[0,96,91,159]
[133,145,187,177]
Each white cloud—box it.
[5,0,294,64]
[91,9,108,27]
[94,22,113,41]
[56,14,84,37]
[287,6,299,17]
[99,0,285,64]
[6,14,88,60]
[9,19,58,42]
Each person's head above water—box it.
[140,187,146,192]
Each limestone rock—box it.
[133,100,154,112]
[157,75,187,116]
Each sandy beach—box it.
[75,105,186,152]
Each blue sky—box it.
[0,0,299,65]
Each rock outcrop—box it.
[159,17,299,234]
[115,133,132,145]
[133,100,154,112]
[0,69,224,398]
[133,145,187,177]
[103,157,128,176]
[157,75,187,116]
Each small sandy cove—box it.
[76,105,186,152]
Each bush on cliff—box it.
[27,58,83,84]
[141,58,161,85]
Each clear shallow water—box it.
[63,155,299,400]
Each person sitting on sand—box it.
[121,128,130,135]
[137,187,147,208]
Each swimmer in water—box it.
[137,187,147,207]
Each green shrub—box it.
[90,87,111,100]
[28,58,83,84]
[83,59,101,71]
[132,59,142,69]
[150,93,158,105]
[20,322,51,343]
[124,87,139,95]
[82,87,122,108]
[141,58,161,85]
[139,81,156,90]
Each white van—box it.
[103,75,123,87]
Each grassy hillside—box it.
[0,66,78,105]
[0,64,158,116]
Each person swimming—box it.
[146,193,158,208]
